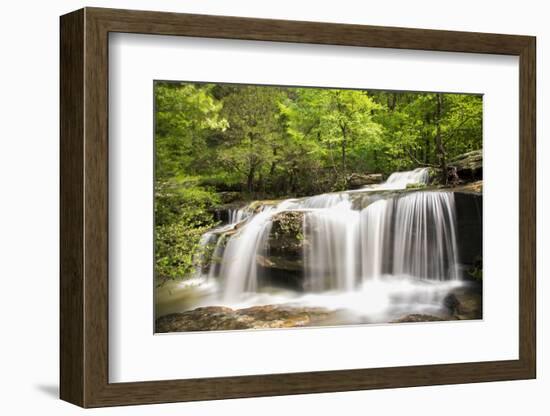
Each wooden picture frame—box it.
[60,7,536,408]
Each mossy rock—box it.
[268,211,305,256]
[406,182,428,189]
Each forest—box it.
[154,81,482,284]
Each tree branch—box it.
[405,147,438,168]
[443,115,475,144]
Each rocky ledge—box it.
[347,173,384,189]
[155,304,336,332]
[450,149,482,181]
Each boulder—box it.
[443,283,482,320]
[347,173,384,189]
[260,210,306,289]
[268,211,305,257]
[450,149,483,182]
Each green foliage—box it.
[155,183,220,282]
[280,88,383,188]
[406,182,428,189]
[155,82,228,181]
[369,92,483,175]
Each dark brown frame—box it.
[60,7,536,408]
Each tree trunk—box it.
[269,148,277,176]
[424,134,430,164]
[246,132,255,193]
[435,93,447,184]
[388,93,397,111]
[340,123,347,175]
[247,165,255,193]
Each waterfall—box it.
[392,192,460,280]
[218,201,296,301]
[298,192,348,209]
[380,167,430,190]
[218,207,273,300]
[228,207,250,224]
[303,196,360,291]
[360,199,392,280]
[302,191,460,290]
[194,167,460,301]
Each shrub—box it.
[155,183,220,283]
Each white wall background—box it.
[0,0,545,414]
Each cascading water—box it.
[360,198,392,280]
[392,192,460,280]
[302,191,459,292]
[376,167,430,190]
[303,197,360,292]
[217,200,299,301]
[193,167,461,313]
[228,208,250,224]
[218,206,274,300]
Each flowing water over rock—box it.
[382,167,430,189]
[228,207,250,224]
[158,167,481,329]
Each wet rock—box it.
[155,304,334,332]
[257,254,303,272]
[443,284,482,320]
[443,294,461,311]
[347,173,384,189]
[259,211,307,289]
[392,314,446,323]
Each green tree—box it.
[218,86,285,193]
[155,82,228,181]
[281,88,383,187]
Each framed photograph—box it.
[60,7,536,408]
